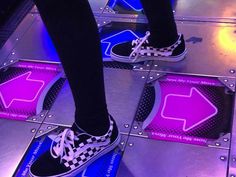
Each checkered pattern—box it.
[133,34,182,58]
[64,147,103,169]
[62,117,114,170]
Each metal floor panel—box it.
[0,14,36,68]
[173,0,236,20]
[0,119,40,177]
[117,135,228,177]
[6,15,60,63]
[105,0,236,23]
[44,68,148,134]
[152,21,236,77]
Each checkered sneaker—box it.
[130,32,182,62]
[50,118,114,167]
[111,31,186,63]
[29,115,120,177]
[64,147,103,170]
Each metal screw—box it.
[47,126,52,129]
[215,142,221,146]
[100,7,103,10]
[40,114,44,117]
[10,60,14,63]
[220,156,226,161]
[16,38,19,41]
[39,130,43,133]
[229,69,235,74]
[124,124,129,128]
[154,64,158,67]
[146,64,150,67]
[129,143,134,147]
[133,125,138,129]
[157,73,160,76]
[224,79,228,82]
[230,175,235,177]
[3,62,6,66]
[223,138,229,142]
[32,118,37,121]
[140,67,143,70]
[233,158,236,162]
[31,129,36,133]
[141,76,145,79]
[138,131,143,135]
[120,141,125,145]
[12,52,15,55]
[150,76,153,79]
[48,114,53,118]
[230,84,234,87]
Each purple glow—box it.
[161,87,218,131]
[144,74,221,146]
[0,61,61,120]
[0,72,45,109]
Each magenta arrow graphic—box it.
[161,87,218,132]
[0,71,45,109]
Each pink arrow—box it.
[161,87,218,131]
[0,71,45,109]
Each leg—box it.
[34,0,109,135]
[111,0,186,63]
[29,0,120,176]
[140,0,178,47]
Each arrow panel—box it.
[135,72,234,146]
[100,22,148,60]
[15,126,123,177]
[0,60,63,121]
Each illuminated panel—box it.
[0,61,61,120]
[143,74,233,146]
[108,0,143,12]
[15,134,122,177]
[101,30,140,58]
[100,22,148,58]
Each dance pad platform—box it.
[0,0,236,177]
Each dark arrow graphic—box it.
[186,37,203,44]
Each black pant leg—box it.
[140,0,178,47]
[34,0,109,135]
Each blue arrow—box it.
[119,0,143,11]
[101,30,140,58]
[108,0,143,11]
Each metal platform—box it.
[0,0,236,177]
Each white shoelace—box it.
[50,129,79,162]
[130,31,151,62]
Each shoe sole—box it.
[29,134,121,177]
[110,49,187,63]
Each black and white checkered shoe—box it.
[29,116,120,177]
[111,31,187,63]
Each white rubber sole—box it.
[29,134,121,177]
[110,49,187,63]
